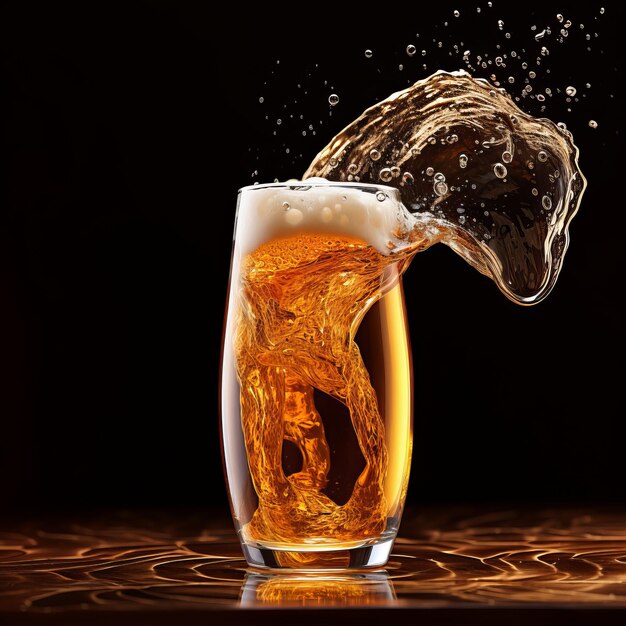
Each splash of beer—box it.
[233,71,585,546]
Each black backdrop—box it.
[1,1,623,512]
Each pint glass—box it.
[220,181,413,569]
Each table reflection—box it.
[241,571,395,607]
[0,507,624,615]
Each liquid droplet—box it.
[588,120,598,129]
[502,151,513,164]
[425,167,434,176]
[459,153,468,168]
[328,94,340,106]
[434,181,449,196]
[542,195,552,210]
[454,9,460,17]
[259,96,264,103]
[369,149,381,161]
[379,168,393,182]
[494,163,508,178]
[565,86,577,97]
[365,49,373,58]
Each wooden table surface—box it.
[1,506,625,625]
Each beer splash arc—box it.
[305,70,586,304]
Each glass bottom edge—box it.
[240,536,396,570]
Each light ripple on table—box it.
[0,509,624,610]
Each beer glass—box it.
[220,181,413,569]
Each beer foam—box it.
[236,179,412,257]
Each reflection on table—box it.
[0,507,624,614]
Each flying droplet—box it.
[556,13,564,22]
[459,153,468,168]
[365,49,373,58]
[328,94,339,106]
[589,120,598,128]
[369,148,381,161]
[259,96,264,103]
[494,163,507,178]
[379,168,393,182]
[454,9,460,17]
[425,167,434,176]
[406,44,417,56]
[434,181,449,196]
[402,172,414,184]
[565,86,576,97]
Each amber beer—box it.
[220,181,415,569]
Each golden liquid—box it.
[232,233,413,545]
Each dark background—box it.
[1,1,623,512]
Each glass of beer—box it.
[220,181,413,569]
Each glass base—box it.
[241,537,395,570]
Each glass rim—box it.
[238,180,400,194]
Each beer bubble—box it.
[406,44,416,56]
[390,166,401,178]
[365,49,373,58]
[589,120,598,129]
[258,96,264,103]
[459,153,468,168]
[566,86,577,97]
[369,149,381,161]
[542,195,552,210]
[347,163,358,175]
[402,172,414,184]
[320,206,333,222]
[538,150,548,162]
[376,192,386,202]
[425,167,434,176]
[532,187,539,196]
[284,208,303,225]
[453,10,460,17]
[502,151,513,163]
[328,94,339,106]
